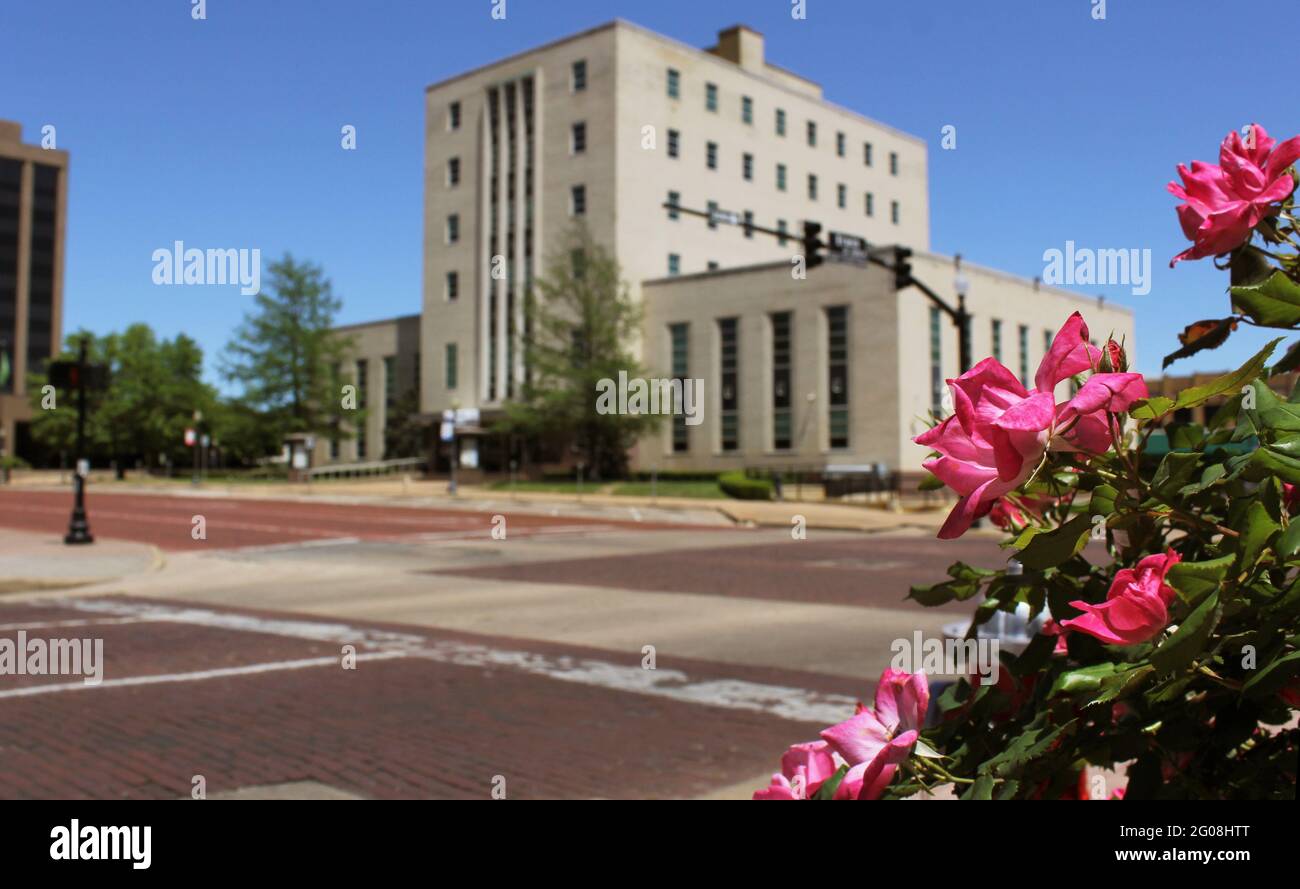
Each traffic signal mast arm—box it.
[660,200,974,372]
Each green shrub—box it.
[719,470,773,500]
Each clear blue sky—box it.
[2,0,1294,383]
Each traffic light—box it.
[802,221,825,270]
[893,245,913,290]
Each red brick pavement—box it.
[0,489,714,551]
[0,596,867,799]
[432,535,1020,611]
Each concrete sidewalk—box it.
[0,527,163,594]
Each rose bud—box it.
[1099,339,1127,372]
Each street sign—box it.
[439,422,454,442]
[453,408,479,426]
[709,207,741,227]
[827,231,870,263]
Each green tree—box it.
[504,224,658,479]
[384,386,427,459]
[221,253,355,441]
[28,325,217,471]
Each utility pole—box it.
[64,336,94,545]
[661,200,973,373]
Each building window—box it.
[667,129,680,158]
[706,82,718,112]
[836,131,846,157]
[929,307,943,415]
[864,142,873,166]
[670,323,689,453]
[827,306,849,449]
[570,184,586,216]
[667,190,680,220]
[772,311,793,450]
[719,317,739,452]
[743,152,754,181]
[807,120,817,147]
[777,219,788,246]
[837,183,847,209]
[890,200,900,224]
[776,108,786,136]
[743,210,754,238]
[808,174,818,201]
[668,253,680,276]
[741,96,753,124]
[385,355,397,408]
[445,270,459,301]
[355,359,368,460]
[776,163,787,191]
[571,249,586,279]
[865,192,875,216]
[571,121,586,154]
[706,141,718,170]
[446,214,459,244]
[707,260,720,271]
[445,343,458,390]
[1018,325,1030,386]
[572,59,587,92]
[992,319,1003,363]
[707,200,719,230]
[447,157,460,187]
[667,68,680,99]
[448,101,461,130]
[889,151,899,175]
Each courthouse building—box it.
[0,120,68,464]
[328,20,1135,476]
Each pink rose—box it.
[1061,550,1182,645]
[820,668,929,800]
[1169,123,1300,266]
[752,740,837,800]
[915,313,1147,539]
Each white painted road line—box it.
[0,617,148,632]
[57,599,857,725]
[0,651,407,699]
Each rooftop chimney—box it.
[710,25,764,72]
[0,120,21,144]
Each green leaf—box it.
[1269,339,1300,377]
[1279,520,1300,559]
[1174,339,1280,410]
[1131,396,1175,421]
[1241,649,1300,697]
[1237,500,1280,571]
[1249,379,1300,433]
[1151,592,1222,674]
[1167,554,1235,603]
[1089,484,1118,515]
[1089,664,1156,706]
[1152,451,1202,498]
[1051,662,1120,696]
[1015,512,1092,570]
[1230,270,1300,327]
[966,774,995,800]
[1179,463,1225,496]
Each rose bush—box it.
[755,123,1300,800]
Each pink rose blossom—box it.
[1061,550,1182,645]
[915,312,1147,539]
[752,740,837,800]
[1169,123,1300,266]
[819,668,929,800]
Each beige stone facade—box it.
[0,119,68,463]
[420,20,929,418]
[642,254,1136,474]
[313,314,421,465]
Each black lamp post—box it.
[64,336,94,545]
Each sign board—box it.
[827,231,870,264]
[453,408,480,426]
[76,459,89,478]
[439,422,454,443]
[709,208,741,227]
[459,440,479,469]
